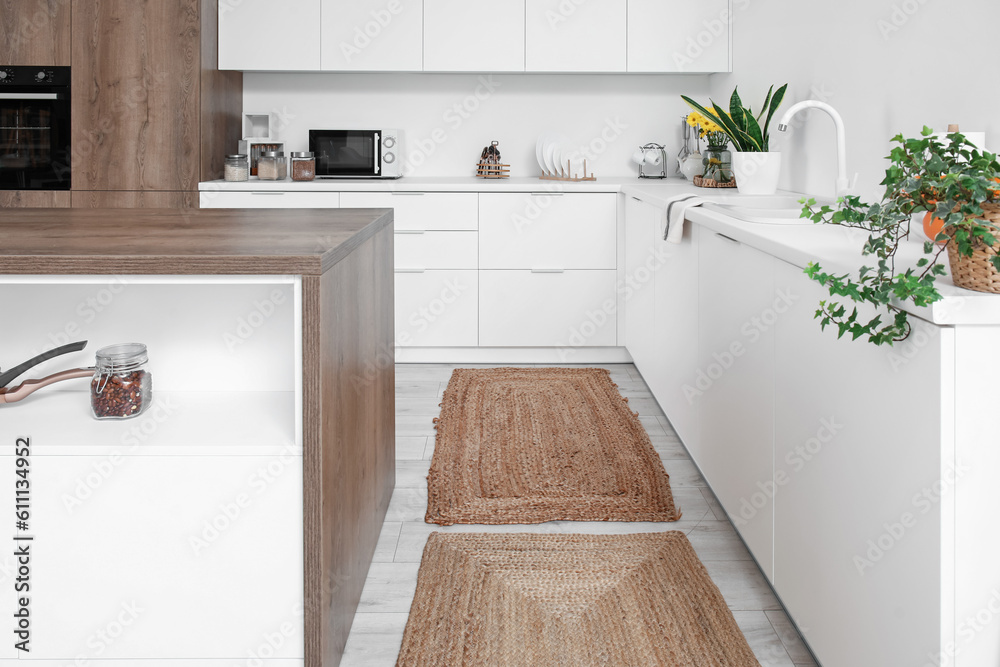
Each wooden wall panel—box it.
[200,0,243,182]
[0,191,71,208]
[71,191,196,208]
[71,0,200,192]
[304,222,395,666]
[0,0,71,66]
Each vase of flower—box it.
[702,132,734,184]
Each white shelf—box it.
[6,390,298,456]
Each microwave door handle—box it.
[374,132,381,176]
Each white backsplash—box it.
[242,72,714,179]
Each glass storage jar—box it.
[91,343,152,420]
[702,144,734,184]
[290,151,316,181]
[224,154,249,182]
[257,151,287,180]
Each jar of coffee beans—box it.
[91,343,152,420]
[290,151,316,181]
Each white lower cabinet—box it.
[341,192,478,230]
[649,219,700,452]
[199,190,341,208]
[395,270,479,347]
[623,196,658,373]
[31,454,303,659]
[696,230,776,581]
[479,270,617,347]
[395,231,478,270]
[771,260,947,666]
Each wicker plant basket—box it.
[946,201,1000,294]
[693,175,737,189]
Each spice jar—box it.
[290,151,316,181]
[224,154,249,182]
[257,151,287,180]
[91,343,152,420]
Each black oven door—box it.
[310,130,381,177]
[0,67,72,190]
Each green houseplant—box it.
[801,127,1000,345]
[682,84,788,194]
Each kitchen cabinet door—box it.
[479,193,617,270]
[525,0,626,72]
[772,259,947,667]
[649,218,700,452]
[321,0,423,71]
[696,230,775,581]
[623,196,658,375]
[627,0,731,73]
[29,454,304,659]
[396,270,479,347]
[395,231,479,270]
[341,192,479,230]
[479,270,617,348]
[0,0,71,65]
[218,0,321,70]
[423,0,526,72]
[199,190,341,208]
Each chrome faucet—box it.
[777,100,850,197]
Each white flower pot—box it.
[731,152,782,195]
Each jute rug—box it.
[397,532,760,666]
[426,367,680,525]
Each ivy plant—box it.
[801,127,1000,345]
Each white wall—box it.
[242,72,714,178]
[712,0,1000,201]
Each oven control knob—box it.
[0,69,12,83]
[35,70,49,82]
[383,136,396,149]
[383,151,396,164]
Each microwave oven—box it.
[308,129,402,179]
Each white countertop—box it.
[199,175,1000,325]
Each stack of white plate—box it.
[536,132,573,177]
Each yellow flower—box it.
[686,110,723,135]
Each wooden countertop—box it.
[0,207,393,275]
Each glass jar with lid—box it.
[91,343,152,420]
[258,151,287,180]
[224,154,249,182]
[290,151,316,181]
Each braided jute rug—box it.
[426,367,681,525]
[397,532,760,666]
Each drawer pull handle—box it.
[531,192,563,197]
[391,192,425,196]
[395,268,426,273]
[395,230,426,235]
[631,196,643,202]
[531,269,565,273]
[715,233,741,245]
[251,191,285,195]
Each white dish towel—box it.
[663,194,708,244]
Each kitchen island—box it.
[0,208,395,666]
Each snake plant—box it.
[682,84,788,153]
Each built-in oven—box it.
[0,66,71,190]
[309,129,402,179]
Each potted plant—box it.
[686,111,735,186]
[682,84,788,195]
[801,127,1000,346]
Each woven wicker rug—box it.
[397,532,760,666]
[426,367,680,525]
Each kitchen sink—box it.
[701,195,816,225]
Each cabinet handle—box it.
[394,230,426,235]
[250,191,285,195]
[391,192,425,196]
[531,269,565,273]
[395,268,426,273]
[531,192,563,196]
[631,196,643,202]
[715,233,741,245]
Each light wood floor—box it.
[340,363,818,666]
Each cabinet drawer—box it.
[479,193,617,269]
[341,192,478,230]
[395,231,478,270]
[395,270,478,347]
[479,270,617,347]
[199,191,340,208]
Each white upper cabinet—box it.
[423,0,526,72]
[627,0,731,73]
[218,0,322,70]
[525,0,627,72]
[321,0,423,71]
